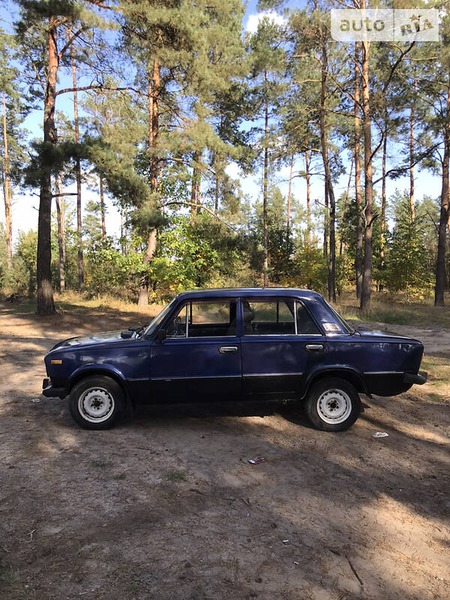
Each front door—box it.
[150,299,242,402]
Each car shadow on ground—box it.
[133,400,284,421]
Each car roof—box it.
[175,288,324,301]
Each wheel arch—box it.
[302,367,368,398]
[68,366,132,405]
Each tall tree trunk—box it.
[71,39,84,290]
[379,110,388,292]
[138,58,160,307]
[354,44,363,299]
[305,150,311,244]
[2,92,13,270]
[37,16,58,315]
[360,36,374,312]
[435,88,450,306]
[213,152,220,214]
[319,38,336,302]
[149,58,160,195]
[120,208,127,255]
[54,175,66,293]
[99,176,106,240]
[341,161,353,259]
[323,187,329,258]
[409,74,417,222]
[190,149,202,216]
[287,155,294,230]
[262,73,269,288]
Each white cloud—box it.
[245,11,287,34]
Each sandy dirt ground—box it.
[0,302,449,600]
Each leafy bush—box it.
[85,240,144,300]
[148,214,243,300]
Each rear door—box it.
[150,298,242,402]
[240,297,324,399]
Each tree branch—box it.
[58,26,89,61]
[55,85,144,97]
[162,201,237,232]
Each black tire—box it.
[305,377,361,432]
[69,375,125,430]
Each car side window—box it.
[166,301,237,338]
[296,302,320,334]
[243,299,295,335]
[242,298,320,336]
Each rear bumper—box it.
[404,371,427,386]
[42,378,67,399]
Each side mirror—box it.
[156,329,167,342]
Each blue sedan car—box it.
[42,288,427,432]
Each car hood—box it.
[49,330,136,351]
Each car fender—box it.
[301,365,369,398]
[68,364,131,397]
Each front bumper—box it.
[42,378,67,399]
[404,371,427,386]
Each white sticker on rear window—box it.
[323,323,340,332]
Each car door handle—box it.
[305,344,324,352]
[219,346,238,354]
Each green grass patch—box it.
[422,355,450,380]
[1,291,163,320]
[0,564,21,586]
[418,355,450,400]
[336,292,450,328]
[165,470,188,483]
[91,459,112,469]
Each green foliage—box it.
[10,230,38,296]
[247,219,298,286]
[82,199,104,245]
[384,196,435,299]
[84,239,144,300]
[148,213,242,299]
[129,203,168,234]
[0,29,29,185]
[0,225,8,290]
[295,242,328,294]
[267,223,296,285]
[24,137,152,210]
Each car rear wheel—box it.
[305,377,361,432]
[69,376,125,430]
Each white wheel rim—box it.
[78,388,114,423]
[317,388,352,425]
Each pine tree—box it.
[0,29,26,270]
[385,193,434,296]
[14,0,118,314]
[120,0,246,303]
[247,16,288,286]
[289,5,343,300]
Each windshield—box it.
[142,299,176,337]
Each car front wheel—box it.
[305,377,361,432]
[69,375,125,430]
